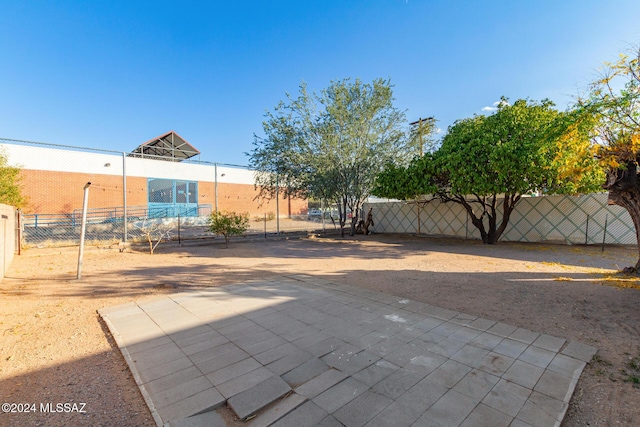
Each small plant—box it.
[137,219,174,254]
[208,211,250,248]
[624,355,640,388]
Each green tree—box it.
[0,149,26,208]
[374,98,603,244]
[208,211,250,248]
[580,46,640,270]
[249,78,419,236]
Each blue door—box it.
[148,179,198,217]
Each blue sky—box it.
[1,1,639,166]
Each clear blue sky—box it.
[1,1,639,166]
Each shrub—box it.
[208,211,250,248]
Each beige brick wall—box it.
[215,183,307,217]
[18,169,307,217]
[18,170,147,214]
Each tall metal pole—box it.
[214,164,219,212]
[16,210,22,256]
[77,182,91,280]
[321,199,326,234]
[276,175,280,235]
[122,153,128,242]
[419,118,424,157]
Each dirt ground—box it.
[1,233,640,427]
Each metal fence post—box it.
[465,211,469,240]
[123,152,128,242]
[321,199,326,234]
[602,214,608,252]
[214,163,219,213]
[16,209,22,256]
[276,175,280,235]
[77,182,91,280]
[585,214,589,245]
[2,213,6,276]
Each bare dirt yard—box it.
[1,234,640,426]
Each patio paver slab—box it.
[99,275,596,426]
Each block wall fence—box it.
[365,193,638,246]
[0,204,16,281]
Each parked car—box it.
[326,209,339,219]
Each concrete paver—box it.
[460,403,512,427]
[294,368,349,399]
[311,376,368,413]
[99,275,597,426]
[281,357,329,387]
[227,375,291,420]
[208,358,262,387]
[265,348,314,376]
[156,387,225,425]
[352,359,400,387]
[415,389,478,427]
[332,390,393,427]
[168,410,227,427]
[270,401,328,427]
[214,367,274,399]
[247,393,307,427]
[481,378,531,417]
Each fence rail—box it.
[19,208,334,247]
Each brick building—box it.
[0,132,307,219]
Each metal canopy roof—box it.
[129,130,200,161]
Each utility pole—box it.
[409,117,435,156]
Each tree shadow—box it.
[3,235,637,301]
[175,234,637,270]
[4,260,640,426]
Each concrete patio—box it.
[99,275,597,427]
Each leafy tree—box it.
[580,46,640,270]
[249,78,418,236]
[374,98,603,244]
[208,211,250,248]
[0,149,26,208]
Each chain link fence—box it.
[367,193,637,245]
[8,137,633,248]
[1,137,324,248]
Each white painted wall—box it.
[0,143,256,185]
[2,143,123,176]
